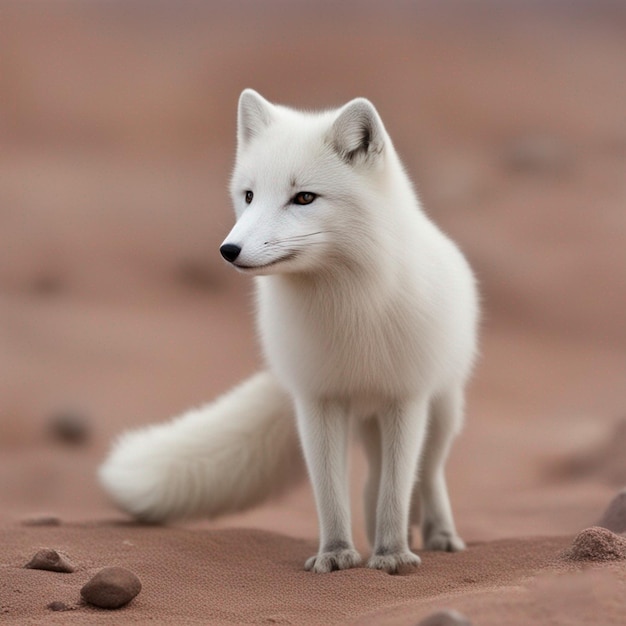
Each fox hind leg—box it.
[413,387,466,552]
[360,417,382,548]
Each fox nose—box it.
[220,243,241,263]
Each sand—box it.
[1,1,626,623]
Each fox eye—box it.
[245,190,254,204]
[293,192,317,206]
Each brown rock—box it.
[176,259,220,291]
[502,135,572,176]
[31,274,64,295]
[21,515,61,527]
[25,548,75,573]
[47,601,70,611]
[563,526,626,562]
[418,609,473,626]
[597,489,626,534]
[48,410,90,445]
[80,567,142,609]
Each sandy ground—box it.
[1,1,626,623]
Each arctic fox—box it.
[99,90,479,574]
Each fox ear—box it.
[330,98,385,164]
[237,89,274,147]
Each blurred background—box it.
[1,0,625,544]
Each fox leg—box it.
[360,417,382,548]
[415,387,466,552]
[295,398,361,573]
[367,398,428,573]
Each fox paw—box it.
[424,530,465,552]
[304,548,362,573]
[367,550,421,574]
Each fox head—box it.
[221,89,397,276]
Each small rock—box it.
[418,609,473,626]
[31,275,64,295]
[25,548,75,573]
[48,411,90,445]
[502,135,572,176]
[47,601,70,612]
[22,515,61,527]
[176,259,220,291]
[80,567,142,609]
[597,489,626,534]
[563,526,626,562]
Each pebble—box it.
[25,548,75,573]
[31,274,64,295]
[176,259,220,291]
[418,609,473,626]
[48,411,90,445]
[21,515,61,527]
[47,601,70,612]
[597,489,626,534]
[563,526,626,562]
[80,567,142,609]
[502,135,571,176]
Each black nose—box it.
[220,243,241,263]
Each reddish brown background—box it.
[1,1,626,623]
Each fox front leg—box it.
[295,398,361,573]
[367,398,428,573]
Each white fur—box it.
[99,90,479,574]
[99,372,303,521]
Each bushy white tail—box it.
[99,371,304,522]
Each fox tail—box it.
[98,371,304,522]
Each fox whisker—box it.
[265,232,326,246]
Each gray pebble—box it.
[597,489,626,534]
[80,567,142,609]
[418,609,473,626]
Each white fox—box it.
[99,90,479,574]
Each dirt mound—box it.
[562,527,626,562]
